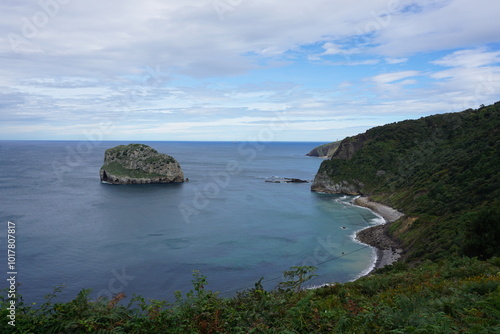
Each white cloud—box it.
[2,0,499,77]
[1,0,500,141]
[430,66,500,108]
[373,0,500,56]
[314,59,381,66]
[432,48,500,68]
[385,58,408,64]
[370,71,420,84]
[320,42,360,56]
[9,0,450,80]
[426,48,500,109]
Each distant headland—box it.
[99,144,185,184]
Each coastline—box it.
[353,196,404,275]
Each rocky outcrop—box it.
[99,144,184,184]
[356,223,403,273]
[265,177,309,183]
[310,170,362,195]
[310,133,370,194]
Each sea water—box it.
[0,141,381,303]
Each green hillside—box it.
[314,102,500,261]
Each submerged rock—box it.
[264,177,310,183]
[99,144,184,184]
[284,178,308,183]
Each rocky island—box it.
[99,144,185,184]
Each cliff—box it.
[311,101,500,261]
[99,144,184,184]
[310,134,368,194]
[310,172,362,195]
[306,141,341,158]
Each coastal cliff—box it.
[310,171,362,195]
[310,134,368,194]
[311,101,500,262]
[100,144,184,184]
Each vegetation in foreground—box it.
[1,258,499,333]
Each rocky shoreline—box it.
[353,196,404,274]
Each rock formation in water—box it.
[264,177,309,183]
[99,144,184,184]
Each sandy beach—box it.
[353,196,405,274]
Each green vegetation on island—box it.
[2,103,499,333]
[99,144,184,184]
[101,161,167,179]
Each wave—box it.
[348,228,378,280]
[306,282,335,290]
[334,195,350,202]
[352,248,378,281]
[346,197,386,280]
[368,215,386,226]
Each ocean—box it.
[0,141,382,303]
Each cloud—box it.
[385,58,408,64]
[317,59,381,66]
[0,92,27,109]
[373,0,500,56]
[0,0,405,78]
[2,0,499,76]
[432,48,500,68]
[426,48,500,109]
[370,71,420,84]
[320,42,360,56]
[1,0,499,141]
[21,77,101,88]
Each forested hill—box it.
[312,101,500,261]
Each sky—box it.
[1,0,500,142]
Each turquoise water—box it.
[0,141,381,303]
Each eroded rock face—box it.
[310,170,362,195]
[99,144,184,184]
[331,133,367,160]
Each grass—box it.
[101,162,166,179]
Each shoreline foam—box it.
[352,196,404,276]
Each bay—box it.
[0,141,381,303]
